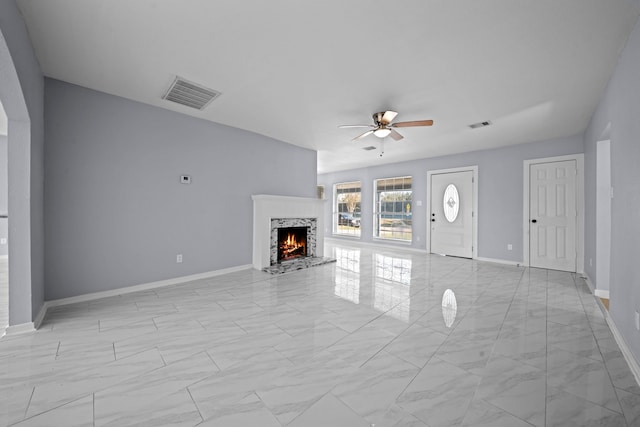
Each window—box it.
[374,176,412,241]
[443,184,459,222]
[334,181,361,237]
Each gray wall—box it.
[45,79,317,300]
[0,135,7,257]
[318,135,583,262]
[584,16,640,365]
[0,0,45,325]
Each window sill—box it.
[372,237,412,245]
[332,233,362,239]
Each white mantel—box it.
[252,195,325,270]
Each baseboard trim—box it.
[41,264,253,312]
[582,273,610,299]
[606,314,640,389]
[326,238,526,266]
[326,237,429,254]
[5,322,36,336]
[474,257,523,267]
[585,272,640,388]
[33,303,47,330]
[583,273,596,293]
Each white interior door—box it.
[431,171,473,258]
[529,160,577,271]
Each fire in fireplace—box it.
[277,226,308,262]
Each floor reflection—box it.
[374,253,412,322]
[442,289,457,328]
[333,247,361,304]
[331,245,418,322]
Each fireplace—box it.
[252,195,326,270]
[277,226,308,262]
[270,217,317,266]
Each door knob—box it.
[531,219,537,223]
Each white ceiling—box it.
[16,1,640,173]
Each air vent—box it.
[162,76,221,110]
[469,120,492,129]
[362,146,377,151]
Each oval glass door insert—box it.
[443,184,459,223]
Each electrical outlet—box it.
[416,236,421,242]
[507,244,513,251]
[590,258,593,267]
[0,238,6,245]
[635,311,640,331]
[176,254,183,263]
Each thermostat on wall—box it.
[180,175,191,184]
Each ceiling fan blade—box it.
[352,130,374,141]
[381,110,398,124]
[389,129,404,141]
[338,124,374,129]
[391,119,434,128]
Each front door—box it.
[529,160,577,271]
[430,171,473,258]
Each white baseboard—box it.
[326,238,525,266]
[582,274,640,388]
[33,302,47,329]
[32,264,253,326]
[582,273,610,299]
[606,314,640,389]
[583,273,596,293]
[326,236,428,255]
[2,302,49,337]
[5,322,36,336]
[45,264,253,309]
[474,256,523,267]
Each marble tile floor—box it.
[1,241,639,426]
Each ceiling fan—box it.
[338,110,433,142]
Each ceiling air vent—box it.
[162,76,221,110]
[469,120,492,129]
[362,146,377,151]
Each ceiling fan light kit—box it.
[373,128,391,138]
[339,110,434,143]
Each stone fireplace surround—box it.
[252,195,325,270]
[270,218,317,265]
